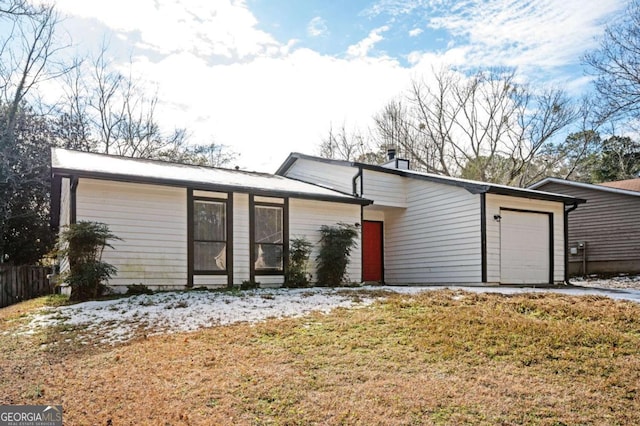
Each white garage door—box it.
[500,210,550,284]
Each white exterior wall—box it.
[384,180,482,284]
[485,194,565,283]
[256,276,286,286]
[58,177,71,274]
[363,209,385,221]
[362,170,407,208]
[193,276,228,287]
[76,179,188,291]
[233,193,250,285]
[289,199,362,284]
[285,158,358,194]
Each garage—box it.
[500,209,552,284]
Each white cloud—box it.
[365,0,431,17]
[129,48,410,170]
[347,25,390,58]
[54,0,281,59]
[47,0,415,171]
[44,0,628,172]
[307,16,328,37]
[408,28,423,37]
[427,0,625,71]
[406,47,470,71]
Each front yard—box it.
[1,288,640,425]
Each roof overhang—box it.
[278,153,586,206]
[51,167,372,206]
[50,149,372,229]
[530,177,640,199]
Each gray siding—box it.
[536,182,640,275]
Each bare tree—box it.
[52,57,94,151]
[1,2,65,144]
[378,67,578,186]
[55,45,184,159]
[159,139,238,167]
[56,44,237,165]
[318,122,382,163]
[584,0,640,126]
[0,1,70,263]
[372,99,441,173]
[89,46,126,154]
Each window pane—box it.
[255,206,282,244]
[194,201,226,241]
[254,244,283,271]
[194,242,226,271]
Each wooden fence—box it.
[0,265,55,309]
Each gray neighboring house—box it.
[530,177,640,276]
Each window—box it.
[254,205,283,271]
[193,200,226,272]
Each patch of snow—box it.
[570,274,640,290]
[17,285,640,346]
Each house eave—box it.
[278,153,584,206]
[530,177,640,199]
[51,167,372,206]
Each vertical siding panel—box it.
[76,179,188,292]
[58,177,72,274]
[233,193,250,285]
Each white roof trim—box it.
[51,148,368,204]
[529,177,640,198]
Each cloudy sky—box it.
[51,0,626,171]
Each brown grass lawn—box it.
[1,290,640,425]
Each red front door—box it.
[363,221,383,282]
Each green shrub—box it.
[58,221,120,301]
[316,223,359,287]
[284,236,313,288]
[127,283,154,295]
[240,280,260,290]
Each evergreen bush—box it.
[316,223,359,287]
[58,221,119,301]
[284,236,313,288]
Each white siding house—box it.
[51,148,370,292]
[76,179,188,289]
[277,152,585,285]
[52,148,585,290]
